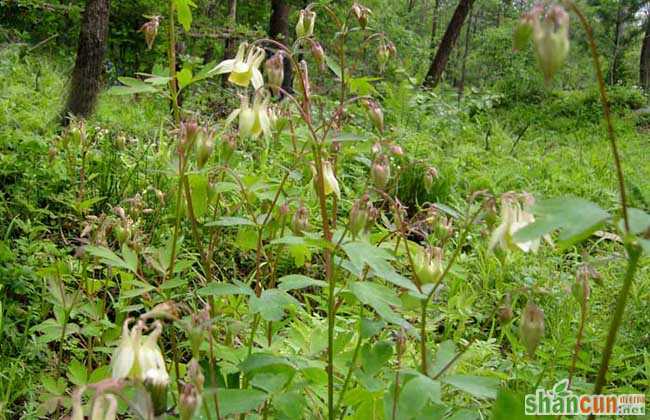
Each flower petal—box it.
[209,59,235,75]
[252,68,264,90]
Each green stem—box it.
[565,0,629,232]
[335,308,364,418]
[167,0,181,125]
[588,243,641,419]
[420,300,428,375]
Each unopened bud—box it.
[370,155,390,189]
[139,16,161,50]
[291,204,310,235]
[572,265,591,312]
[91,393,118,420]
[497,293,513,324]
[187,358,205,392]
[296,9,316,38]
[141,301,179,321]
[265,52,284,96]
[424,167,438,190]
[520,302,544,357]
[351,3,371,29]
[180,120,200,151]
[349,195,370,238]
[144,370,169,416]
[390,144,403,156]
[363,100,384,133]
[179,384,201,420]
[196,128,216,169]
[113,225,131,244]
[311,41,326,71]
[371,142,382,154]
[294,60,311,98]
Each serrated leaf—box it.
[514,197,610,249]
[250,289,300,321]
[84,245,132,272]
[397,374,442,418]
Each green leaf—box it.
[622,208,650,235]
[205,216,256,227]
[84,245,132,272]
[492,388,528,420]
[278,274,327,291]
[121,244,138,273]
[325,55,342,79]
[250,289,300,321]
[197,282,253,297]
[177,67,193,89]
[360,341,393,375]
[443,374,499,399]
[174,0,195,31]
[108,77,158,95]
[514,196,610,249]
[67,359,88,386]
[206,388,267,417]
[348,76,380,96]
[343,241,419,293]
[431,340,456,377]
[240,353,295,375]
[188,174,209,219]
[397,374,442,418]
[350,282,411,330]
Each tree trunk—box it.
[220,0,237,85]
[423,0,475,87]
[457,7,473,102]
[63,0,110,123]
[640,14,650,91]
[429,0,441,53]
[269,0,293,94]
[609,0,625,85]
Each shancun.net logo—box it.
[525,379,645,416]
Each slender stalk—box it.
[167,0,181,125]
[208,327,223,420]
[564,0,629,232]
[588,243,641,419]
[335,307,364,418]
[568,304,587,388]
[420,300,428,375]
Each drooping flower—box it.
[139,16,161,50]
[210,42,265,89]
[489,192,540,253]
[528,4,570,83]
[520,302,545,357]
[413,246,443,284]
[265,52,284,95]
[370,155,390,189]
[312,160,341,199]
[226,92,272,139]
[111,319,169,383]
[296,9,316,38]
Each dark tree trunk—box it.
[423,0,475,87]
[640,15,650,91]
[269,0,293,94]
[457,7,473,102]
[63,0,110,123]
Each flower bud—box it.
[497,293,513,324]
[291,204,310,235]
[141,301,179,321]
[413,246,443,284]
[311,41,326,71]
[196,128,216,169]
[113,225,131,244]
[572,265,591,313]
[532,5,570,83]
[423,167,438,191]
[111,319,141,380]
[180,120,200,152]
[363,100,384,133]
[67,120,86,146]
[144,369,169,416]
[179,384,201,420]
[520,302,544,357]
[296,9,316,38]
[238,98,256,140]
[294,60,311,99]
[389,144,403,156]
[91,393,118,420]
[187,358,205,392]
[265,52,284,96]
[351,3,371,29]
[370,155,390,189]
[349,195,370,238]
[371,142,382,154]
[139,16,161,50]
[221,134,237,162]
[513,11,535,52]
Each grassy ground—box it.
[1,44,648,418]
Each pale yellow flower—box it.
[210,42,265,89]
